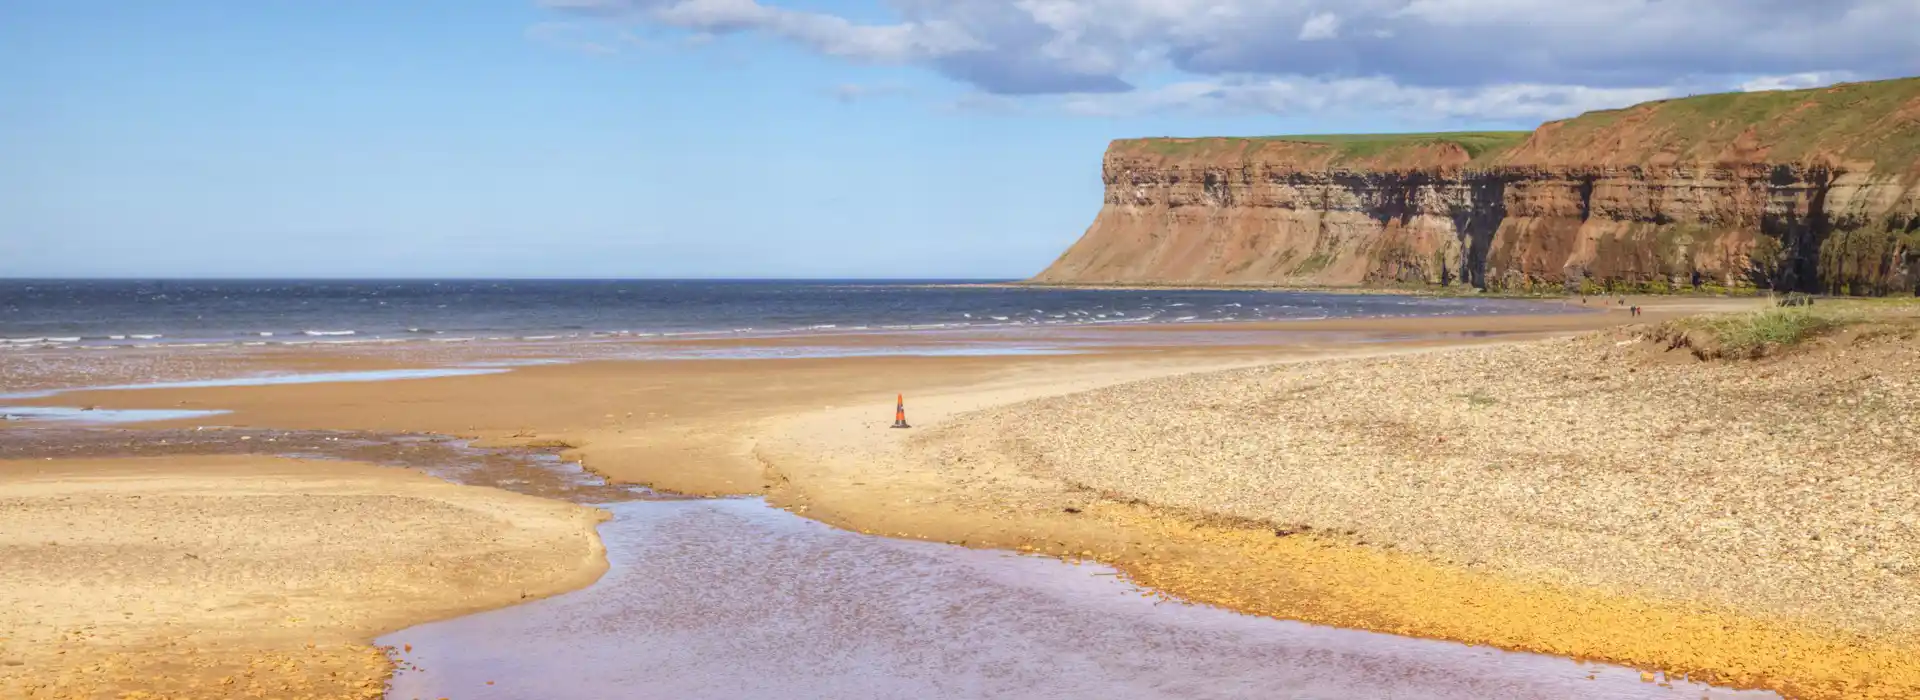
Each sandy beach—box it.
[6,298,1915,698]
[0,455,607,699]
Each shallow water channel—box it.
[381,496,1775,700]
[0,411,1781,699]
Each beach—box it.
[4,293,1913,698]
[0,455,607,699]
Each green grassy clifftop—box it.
[1114,77,1920,173]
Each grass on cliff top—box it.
[1120,76,1920,170]
[1534,76,1920,169]
[1122,131,1531,165]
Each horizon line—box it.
[0,276,1028,282]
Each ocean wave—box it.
[301,330,355,336]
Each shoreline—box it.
[0,300,1615,402]
[10,297,1904,697]
[959,279,1791,299]
[0,282,1591,354]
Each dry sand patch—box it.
[0,455,607,700]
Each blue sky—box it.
[4,1,1912,279]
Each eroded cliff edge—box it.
[1034,78,1920,295]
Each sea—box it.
[0,279,1563,349]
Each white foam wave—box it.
[301,330,355,336]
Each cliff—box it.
[1033,77,1920,295]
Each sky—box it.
[3,1,1916,279]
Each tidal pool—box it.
[382,498,1775,700]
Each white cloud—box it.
[539,0,983,64]
[524,21,633,55]
[538,0,1919,120]
[1297,12,1339,41]
[828,83,913,103]
[1740,71,1860,92]
[1045,75,1676,121]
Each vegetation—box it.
[1292,250,1337,275]
[1120,131,1531,165]
[1523,77,1920,169]
[1263,132,1531,163]
[1459,391,1499,408]
[1662,306,1852,359]
[1122,76,1920,171]
[1656,298,1920,359]
[1817,225,1920,296]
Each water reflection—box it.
[382,499,1773,700]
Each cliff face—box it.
[1034,78,1920,295]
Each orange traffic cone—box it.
[891,393,911,429]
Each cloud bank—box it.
[538,0,1920,120]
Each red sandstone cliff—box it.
[1034,78,1920,295]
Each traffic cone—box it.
[891,393,911,429]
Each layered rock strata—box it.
[1036,78,1920,295]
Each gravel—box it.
[930,325,1920,639]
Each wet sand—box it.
[8,299,1845,697]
